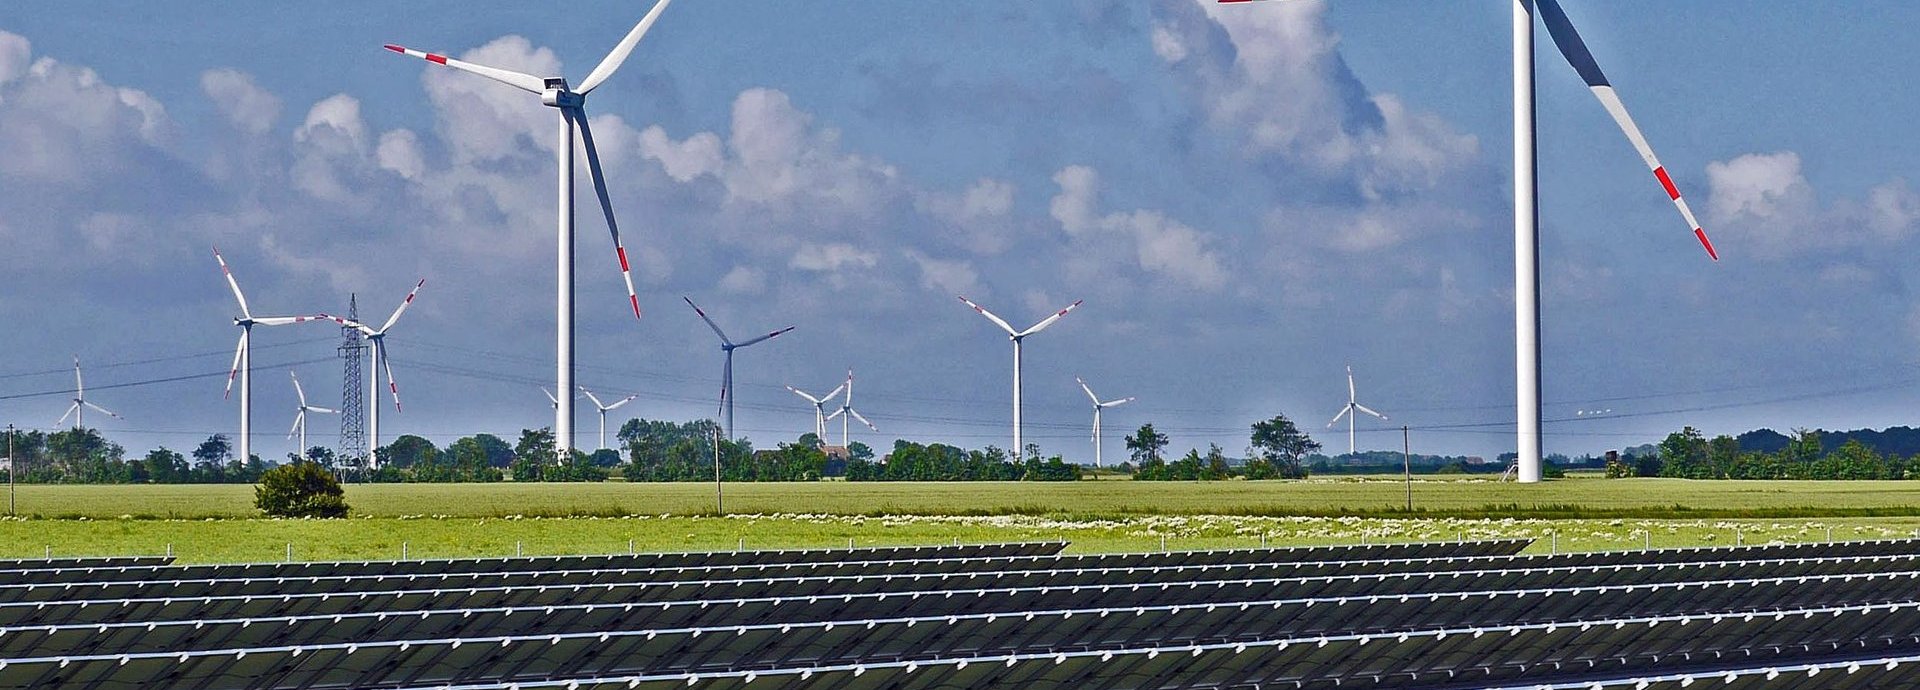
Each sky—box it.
[2,1,1918,464]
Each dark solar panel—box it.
[0,557,172,573]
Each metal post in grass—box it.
[712,426,724,516]
[1402,426,1412,512]
[628,538,635,555]
[6,423,14,516]
[285,543,292,563]
[1643,530,1650,551]
[1826,526,1832,543]
[1735,526,1743,546]
[516,541,522,558]
[401,541,408,560]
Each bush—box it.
[254,462,350,518]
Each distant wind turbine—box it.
[685,296,794,441]
[57,357,121,430]
[579,387,637,451]
[319,279,425,465]
[1076,377,1133,468]
[1222,0,1721,482]
[215,247,327,466]
[785,380,845,442]
[287,371,336,461]
[958,296,1082,457]
[825,369,877,447]
[383,0,674,457]
[1327,366,1388,456]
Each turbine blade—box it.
[849,409,877,432]
[579,387,606,409]
[824,383,846,403]
[83,401,121,420]
[1101,397,1135,409]
[787,386,820,404]
[380,348,402,413]
[718,356,732,417]
[224,331,246,400]
[72,356,84,397]
[576,0,676,95]
[1354,403,1388,420]
[956,296,1019,336]
[606,395,637,411]
[382,44,545,94]
[1537,0,1718,261]
[735,325,795,348]
[573,110,643,320]
[1077,377,1100,404]
[1328,406,1350,428]
[308,407,337,414]
[1019,299,1083,337]
[212,247,253,319]
[543,387,559,405]
[1346,366,1356,402]
[378,279,427,334]
[684,296,732,344]
[290,411,305,440]
[56,403,78,427]
[825,408,844,421]
[291,370,307,407]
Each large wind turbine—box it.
[684,296,794,441]
[825,369,877,447]
[1075,377,1133,468]
[1221,0,1719,482]
[57,357,121,430]
[216,248,325,467]
[958,296,1083,458]
[1326,366,1388,456]
[785,380,845,442]
[287,371,336,461]
[321,280,425,464]
[383,0,670,457]
[579,387,637,451]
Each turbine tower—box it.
[1221,0,1719,482]
[1327,366,1388,457]
[383,0,671,458]
[287,371,337,461]
[684,296,794,441]
[216,248,324,467]
[57,357,121,430]
[958,296,1082,458]
[825,369,877,447]
[321,280,425,465]
[785,381,845,442]
[1075,377,1133,468]
[579,387,637,451]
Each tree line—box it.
[1610,427,1920,480]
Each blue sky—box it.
[2,1,1918,463]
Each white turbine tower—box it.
[684,296,794,441]
[958,296,1083,458]
[825,369,877,447]
[321,280,425,465]
[384,0,671,458]
[216,248,324,467]
[287,371,336,460]
[57,357,122,430]
[579,387,637,451]
[1223,0,1719,483]
[1075,377,1133,469]
[785,381,845,442]
[1327,366,1388,457]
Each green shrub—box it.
[254,462,350,518]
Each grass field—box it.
[8,476,1920,520]
[5,477,1920,564]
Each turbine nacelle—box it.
[540,78,582,109]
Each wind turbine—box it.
[785,381,845,442]
[1220,0,1720,482]
[579,387,637,451]
[1327,366,1388,457]
[56,357,121,430]
[287,371,336,460]
[825,369,877,447]
[684,296,794,441]
[958,296,1083,458]
[543,387,562,410]
[216,247,326,467]
[383,0,670,458]
[1075,377,1133,468]
[320,280,425,465]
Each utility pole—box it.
[7,424,15,517]
[1402,425,1412,512]
[712,426,724,516]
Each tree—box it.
[1250,414,1318,479]
[375,435,438,470]
[1203,444,1231,480]
[192,435,233,483]
[515,428,558,466]
[142,448,188,484]
[1125,424,1169,467]
[1658,427,1710,479]
[254,461,349,518]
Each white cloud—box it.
[0,45,173,184]
[790,243,879,272]
[721,88,899,212]
[904,250,981,297]
[718,265,765,294]
[0,30,29,86]
[1049,165,1227,290]
[916,177,1018,254]
[1705,151,1920,257]
[639,126,723,182]
[420,35,561,164]
[199,68,280,135]
[376,129,426,180]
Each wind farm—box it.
[3,1,1919,686]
